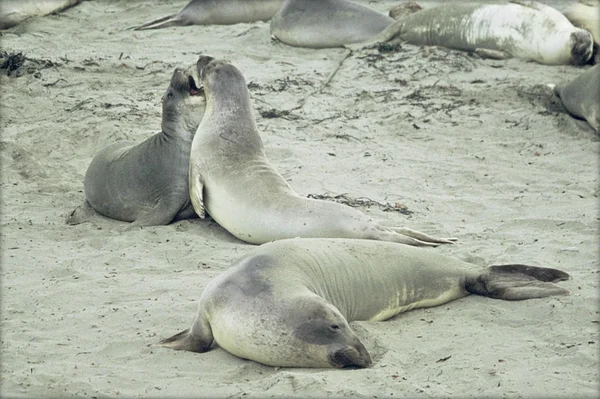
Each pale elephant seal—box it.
[355,1,593,65]
[77,67,206,227]
[158,238,570,368]
[554,65,600,132]
[0,0,81,29]
[270,0,394,48]
[189,56,454,246]
[133,0,283,30]
[562,0,600,64]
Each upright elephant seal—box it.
[75,67,206,227]
[189,56,454,246]
[353,0,593,65]
[270,0,394,48]
[158,238,570,368]
[0,0,81,29]
[554,65,600,132]
[133,0,283,30]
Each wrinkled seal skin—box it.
[0,0,81,29]
[134,0,284,30]
[82,68,206,227]
[188,56,455,247]
[555,64,600,132]
[157,238,570,368]
[270,0,394,48]
[363,1,593,65]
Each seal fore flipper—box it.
[465,264,571,300]
[392,227,457,245]
[189,164,206,219]
[156,328,213,352]
[132,13,179,31]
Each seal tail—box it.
[156,328,213,353]
[131,13,179,31]
[465,264,571,300]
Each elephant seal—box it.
[270,0,394,48]
[554,65,600,132]
[157,238,571,368]
[75,67,206,227]
[354,1,593,65]
[189,56,454,246]
[0,0,81,29]
[562,0,600,64]
[133,0,283,30]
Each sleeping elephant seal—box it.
[133,0,283,30]
[157,238,570,368]
[188,56,455,246]
[74,67,206,227]
[554,64,600,132]
[0,0,81,29]
[353,0,593,65]
[270,0,394,48]
[562,0,600,64]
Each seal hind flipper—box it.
[132,13,179,31]
[189,164,206,219]
[474,48,511,60]
[465,264,571,301]
[391,227,457,245]
[156,327,213,352]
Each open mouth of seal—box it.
[188,75,204,96]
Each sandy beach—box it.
[1,0,598,397]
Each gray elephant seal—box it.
[158,238,570,368]
[554,65,600,132]
[355,1,593,65]
[0,0,81,29]
[133,0,283,30]
[77,67,206,227]
[189,56,454,246]
[270,0,393,48]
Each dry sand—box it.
[1,0,598,397]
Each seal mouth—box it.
[188,75,204,96]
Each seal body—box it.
[367,1,593,65]
[188,56,454,246]
[134,0,283,30]
[555,64,600,131]
[82,68,206,227]
[270,0,393,48]
[0,0,81,29]
[158,238,571,368]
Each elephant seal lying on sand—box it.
[158,238,570,368]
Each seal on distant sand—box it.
[69,67,206,227]
[554,65,600,132]
[354,0,593,65]
[157,238,571,368]
[0,0,81,29]
[270,0,394,48]
[562,0,600,64]
[189,56,454,246]
[133,0,283,30]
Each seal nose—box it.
[328,341,373,368]
[197,55,215,79]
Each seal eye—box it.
[330,324,340,332]
[166,90,174,99]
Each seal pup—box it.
[270,0,394,48]
[133,0,283,30]
[554,65,600,132]
[157,238,570,368]
[189,56,454,246]
[352,1,594,65]
[562,0,600,64]
[0,0,81,29]
[73,67,206,227]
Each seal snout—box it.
[570,30,593,65]
[197,55,216,80]
[170,68,204,96]
[328,340,373,368]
